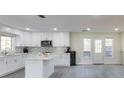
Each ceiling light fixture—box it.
[5,27,11,31]
[53,27,57,31]
[114,28,119,31]
[87,28,91,31]
[26,28,30,30]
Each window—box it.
[105,38,113,57]
[1,36,12,51]
[95,40,102,53]
[83,38,91,57]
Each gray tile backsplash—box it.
[16,47,67,53]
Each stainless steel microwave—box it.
[41,40,53,47]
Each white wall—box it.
[70,32,121,64]
[121,32,124,65]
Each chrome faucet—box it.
[4,48,9,56]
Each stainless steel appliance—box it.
[66,47,76,66]
[41,40,53,47]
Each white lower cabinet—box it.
[64,53,70,66]
[6,57,16,72]
[0,56,24,77]
[0,59,7,75]
[54,53,70,66]
[16,56,24,68]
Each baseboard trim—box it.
[93,63,104,65]
[0,66,25,77]
[77,63,92,65]
[76,63,122,65]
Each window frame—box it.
[1,36,12,51]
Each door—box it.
[82,38,92,64]
[93,39,104,64]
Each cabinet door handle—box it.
[6,61,7,64]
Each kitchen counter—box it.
[0,55,21,57]
[0,53,25,58]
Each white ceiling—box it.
[0,15,124,32]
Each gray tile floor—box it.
[2,65,124,78]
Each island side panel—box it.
[25,60,43,78]
[43,59,54,78]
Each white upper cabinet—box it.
[16,31,24,46]
[52,32,60,46]
[32,32,41,47]
[41,32,53,41]
[16,31,32,46]
[42,32,70,47]
[16,31,70,47]
[64,32,70,46]
[23,32,32,46]
[53,32,64,46]
[53,32,70,47]
[41,32,47,40]
[46,32,53,40]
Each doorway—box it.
[92,39,104,64]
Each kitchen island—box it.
[25,54,56,78]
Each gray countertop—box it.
[0,53,25,58]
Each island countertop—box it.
[24,54,58,61]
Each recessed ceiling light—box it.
[5,27,11,31]
[114,28,119,31]
[26,28,30,30]
[53,27,57,31]
[87,28,91,31]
